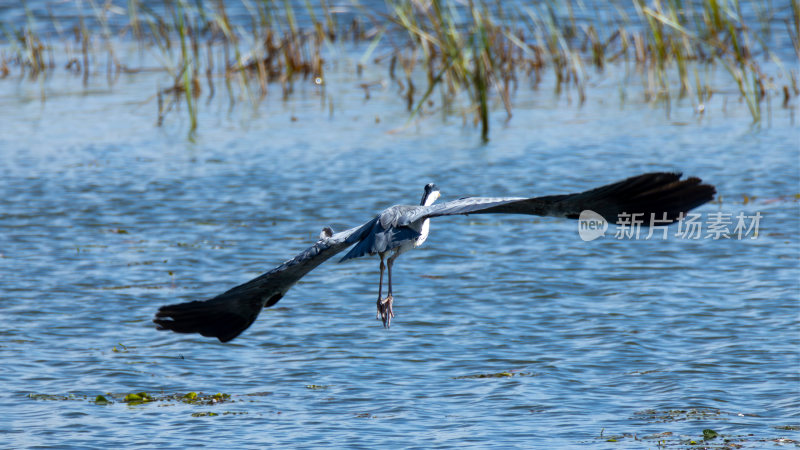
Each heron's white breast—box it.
[414,189,439,248]
[415,218,431,247]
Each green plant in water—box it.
[389,0,515,142]
[176,1,197,138]
[0,0,793,136]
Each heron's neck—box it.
[416,193,438,246]
[421,192,439,207]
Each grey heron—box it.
[338,182,441,327]
[154,172,715,342]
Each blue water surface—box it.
[1,3,799,448]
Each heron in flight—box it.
[154,172,715,342]
[338,182,441,327]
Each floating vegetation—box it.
[27,391,234,407]
[192,411,247,417]
[111,343,128,353]
[633,407,730,423]
[703,428,719,440]
[0,1,796,140]
[27,393,77,401]
[453,370,535,379]
[243,391,273,397]
[184,392,232,405]
[596,427,797,448]
[123,392,153,405]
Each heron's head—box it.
[319,226,334,240]
[420,183,441,206]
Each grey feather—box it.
[339,205,423,261]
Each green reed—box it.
[0,0,794,138]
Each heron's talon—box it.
[377,295,394,328]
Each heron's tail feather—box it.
[154,290,273,343]
[340,222,379,262]
[339,216,386,262]
[339,219,421,262]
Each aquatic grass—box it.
[79,14,90,86]
[792,0,800,57]
[0,0,794,137]
[637,0,773,122]
[387,0,518,141]
[0,1,50,80]
[176,1,198,137]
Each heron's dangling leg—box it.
[378,251,401,328]
[376,253,386,320]
[387,252,397,298]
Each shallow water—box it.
[2,6,800,449]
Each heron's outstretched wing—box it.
[403,172,715,225]
[153,219,376,342]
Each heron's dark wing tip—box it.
[454,172,716,222]
[569,171,716,223]
[153,294,263,343]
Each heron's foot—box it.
[376,295,394,328]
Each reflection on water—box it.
[1,9,798,448]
